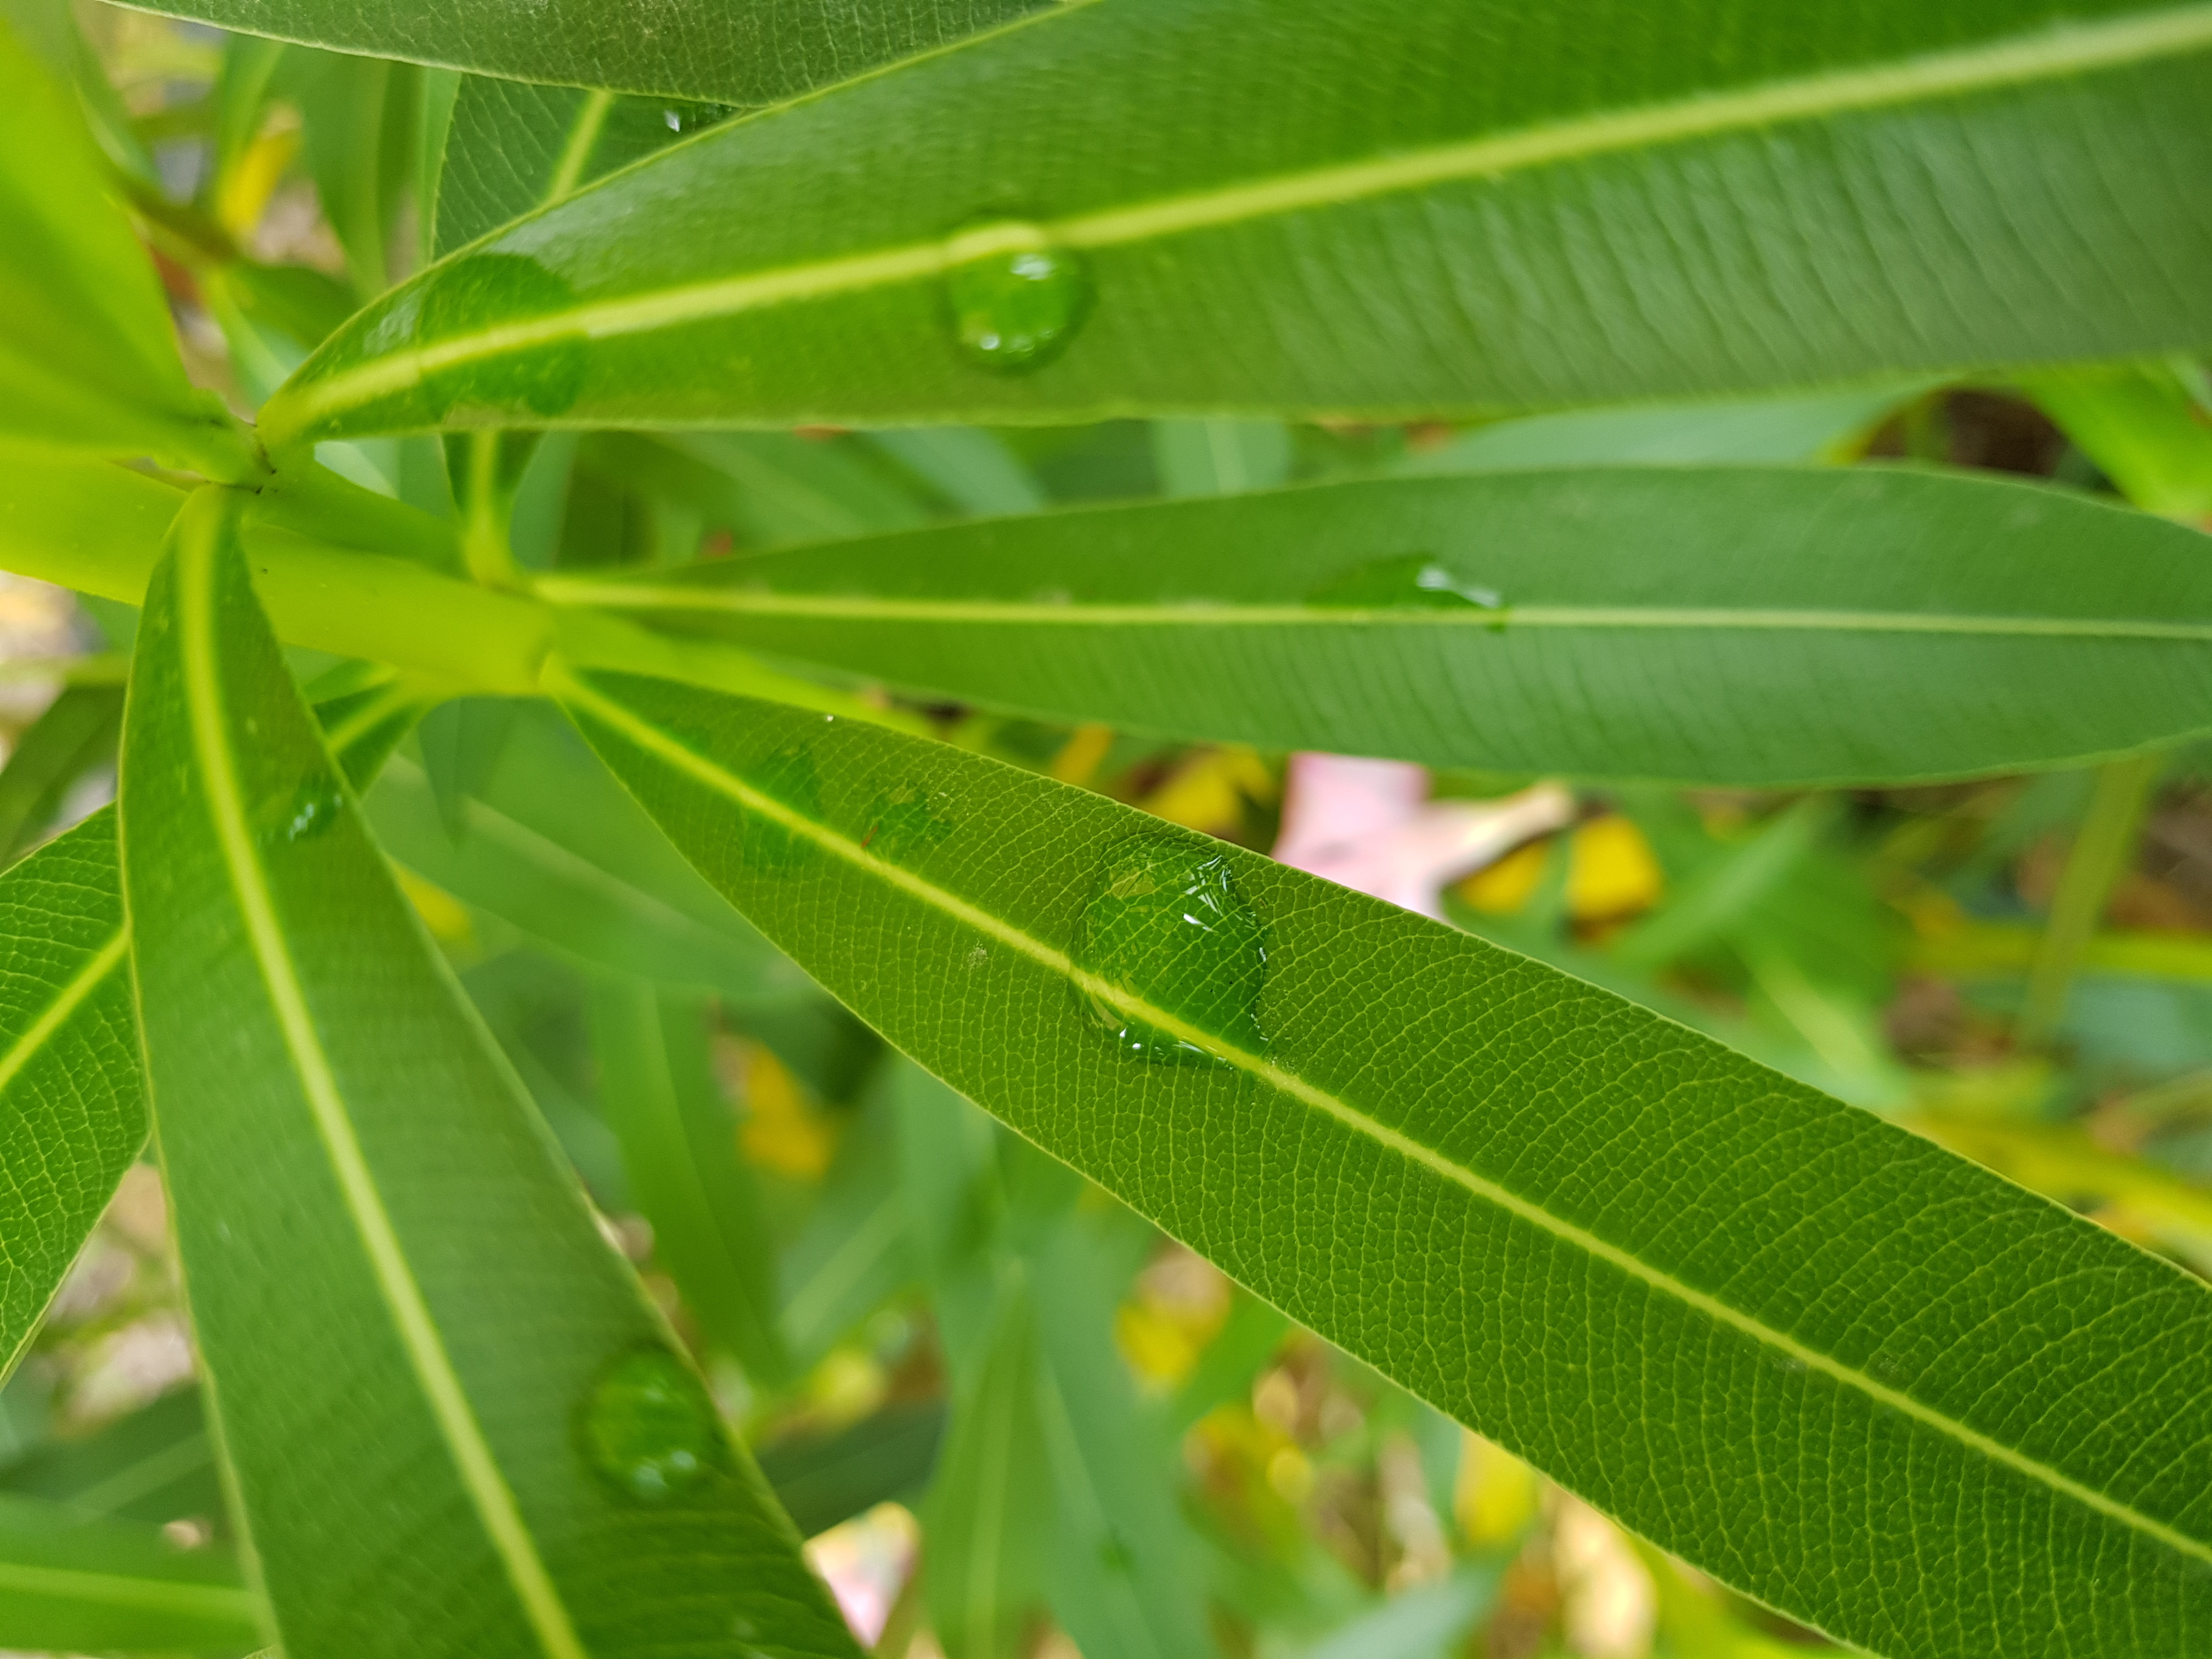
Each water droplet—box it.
[943,221,1090,373]
[254,774,346,847]
[1304,554,1502,614]
[1072,833,1267,1067]
[415,253,586,422]
[579,1347,722,1502]
[860,782,953,862]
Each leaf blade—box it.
[120,490,860,1657]
[555,665,2212,1659]
[264,0,2212,440]
[544,466,2212,786]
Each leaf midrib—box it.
[555,663,2212,1570]
[537,582,2212,642]
[175,518,589,1659]
[267,3,2212,438]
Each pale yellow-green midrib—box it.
[176,514,591,1659]
[551,662,2212,1572]
[537,582,2212,644]
[269,4,2212,435]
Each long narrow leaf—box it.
[554,665,2212,1659]
[0,1493,263,1656]
[262,0,2212,441]
[546,466,2212,786]
[126,0,1043,110]
[0,815,139,1385]
[119,489,859,1657]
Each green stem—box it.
[2017,754,2162,1049]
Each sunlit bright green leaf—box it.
[545,466,2212,787]
[0,1492,263,1656]
[0,23,251,477]
[554,664,2212,1659]
[262,0,2212,442]
[119,489,860,1657]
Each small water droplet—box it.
[1072,833,1266,1067]
[254,774,346,847]
[861,781,953,862]
[579,1347,722,1503]
[1304,554,1502,614]
[662,108,682,131]
[943,221,1090,373]
[414,253,586,422]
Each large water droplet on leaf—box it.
[415,252,587,422]
[943,221,1090,373]
[1073,833,1267,1067]
[579,1347,721,1502]
[1304,554,1501,613]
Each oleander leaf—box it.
[261,0,2212,443]
[0,814,140,1387]
[0,1386,224,1529]
[0,1492,263,1656]
[0,681,122,862]
[2023,364,2212,521]
[589,979,793,1384]
[118,489,860,1658]
[544,466,2212,787]
[123,0,1044,110]
[0,22,251,477]
[553,665,2212,1659]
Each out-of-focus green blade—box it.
[119,0,1044,109]
[262,0,2212,442]
[546,466,2212,787]
[2024,364,2212,522]
[0,1492,263,1656]
[554,666,2212,1659]
[589,979,792,1384]
[0,1387,223,1529]
[0,25,250,477]
[0,814,138,1386]
[0,682,123,861]
[363,703,809,1001]
[117,489,860,1657]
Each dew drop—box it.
[1304,553,1502,614]
[254,774,346,848]
[1071,833,1267,1067]
[579,1347,722,1503]
[860,781,953,861]
[943,221,1090,373]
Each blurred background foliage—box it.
[3,4,2211,1657]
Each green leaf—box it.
[754,1401,944,1538]
[1151,419,1292,499]
[0,814,138,1386]
[118,490,860,1657]
[364,702,808,1000]
[1399,383,1930,472]
[866,429,1045,517]
[260,0,2212,442]
[2023,364,2212,521]
[0,1492,263,1656]
[777,1087,913,1364]
[435,79,710,259]
[0,1385,223,1528]
[0,681,122,861]
[589,979,793,1384]
[131,0,1043,108]
[554,665,2212,1659]
[545,465,2212,787]
[291,49,423,301]
[0,22,251,477]
[925,1270,1052,1659]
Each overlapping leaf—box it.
[545,466,2212,786]
[126,0,1043,109]
[0,1493,263,1656]
[119,490,857,1657]
[554,665,2212,1659]
[263,0,2212,442]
